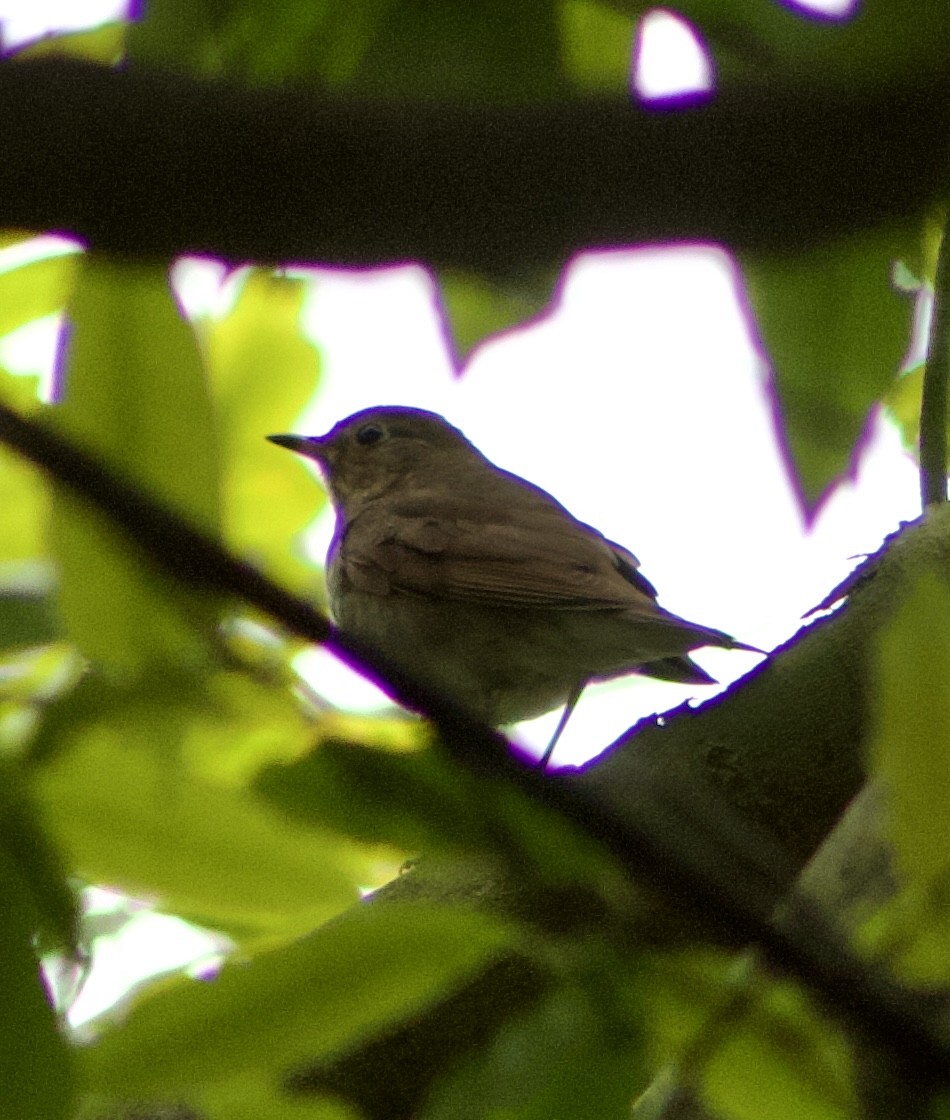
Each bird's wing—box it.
[339,495,663,613]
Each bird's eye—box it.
[356,423,385,447]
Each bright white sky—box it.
[1,0,913,1027]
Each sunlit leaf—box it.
[0,254,76,339]
[204,269,322,588]
[82,902,516,1097]
[51,257,221,674]
[8,22,127,64]
[741,225,914,514]
[32,677,368,938]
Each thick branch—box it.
[1,59,949,272]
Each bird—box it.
[268,406,753,765]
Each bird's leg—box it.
[538,682,585,769]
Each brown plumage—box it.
[269,407,751,749]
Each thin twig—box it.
[920,223,950,507]
[1,400,949,1079]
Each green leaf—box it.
[130,0,568,100]
[201,1072,359,1120]
[51,256,221,675]
[741,225,914,514]
[204,270,322,588]
[0,372,50,563]
[435,269,559,368]
[867,571,950,981]
[256,738,629,902]
[0,759,79,956]
[423,984,642,1120]
[0,253,76,339]
[0,844,74,1120]
[0,583,60,653]
[701,978,854,1120]
[9,22,127,63]
[884,364,924,452]
[31,676,368,938]
[672,0,950,87]
[559,0,637,93]
[82,901,515,1097]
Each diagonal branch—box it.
[2,399,950,1076]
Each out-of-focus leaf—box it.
[201,1072,359,1120]
[741,225,914,514]
[0,759,79,955]
[30,675,373,939]
[82,901,516,1097]
[867,572,950,981]
[204,270,321,588]
[256,738,626,899]
[0,587,60,652]
[423,984,642,1120]
[0,254,76,339]
[435,269,559,368]
[0,844,74,1120]
[673,0,950,86]
[701,978,854,1120]
[51,257,221,675]
[0,372,49,562]
[131,0,568,101]
[559,0,636,92]
[883,364,924,452]
[8,22,127,63]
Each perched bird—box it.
[269,406,751,764]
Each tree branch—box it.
[2,399,950,1087]
[1,59,949,272]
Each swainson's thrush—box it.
[269,407,752,763]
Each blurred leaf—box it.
[31,676,370,938]
[0,844,74,1120]
[741,225,914,514]
[52,257,221,675]
[0,759,79,955]
[884,364,924,452]
[423,984,642,1120]
[204,270,322,588]
[131,0,568,100]
[867,572,950,981]
[347,0,568,102]
[82,901,516,1097]
[7,22,126,63]
[559,0,636,92]
[256,738,627,899]
[0,587,60,652]
[435,269,559,368]
[0,372,49,563]
[201,1071,358,1120]
[0,253,76,339]
[701,978,854,1120]
[672,0,950,86]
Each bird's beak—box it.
[267,433,326,461]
